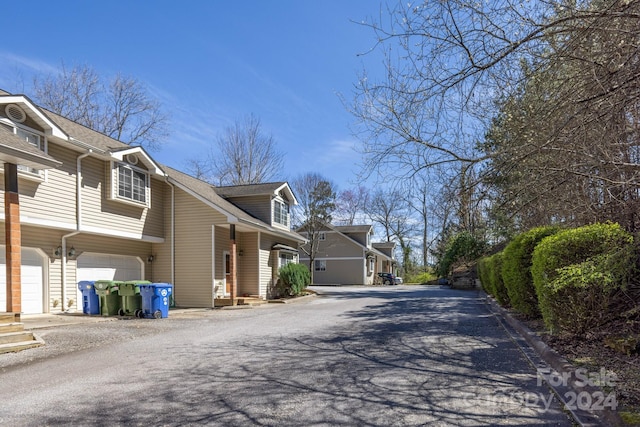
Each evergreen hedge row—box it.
[501,226,559,318]
[531,222,635,335]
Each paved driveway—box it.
[0,285,572,426]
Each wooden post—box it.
[229,225,237,304]
[4,163,21,316]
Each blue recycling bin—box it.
[138,283,173,319]
[78,281,100,315]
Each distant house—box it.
[298,224,396,285]
[0,89,305,315]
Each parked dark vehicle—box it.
[377,272,397,285]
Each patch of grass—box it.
[406,271,438,284]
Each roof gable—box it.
[215,182,298,205]
[0,94,68,140]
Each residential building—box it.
[0,89,305,314]
[298,224,396,285]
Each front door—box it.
[223,251,231,295]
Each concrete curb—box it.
[484,295,623,427]
[268,293,317,304]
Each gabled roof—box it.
[0,125,62,169]
[373,242,396,249]
[0,90,165,176]
[164,167,306,243]
[334,225,373,234]
[215,182,298,205]
[0,94,68,140]
[298,222,393,261]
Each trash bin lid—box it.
[78,280,95,290]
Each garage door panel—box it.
[0,247,44,314]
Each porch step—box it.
[0,331,38,345]
[0,313,19,324]
[0,312,44,354]
[0,322,24,334]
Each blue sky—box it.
[0,1,388,191]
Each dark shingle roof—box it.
[0,125,62,169]
[214,182,288,198]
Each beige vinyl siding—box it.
[79,157,163,238]
[259,234,277,298]
[315,232,363,258]
[237,232,259,296]
[224,195,271,224]
[151,184,174,285]
[173,188,227,307]
[2,142,165,240]
[4,143,78,227]
[309,258,366,285]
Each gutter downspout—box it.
[164,175,175,287]
[61,150,91,311]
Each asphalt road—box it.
[0,285,574,426]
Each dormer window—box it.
[109,161,150,208]
[273,199,289,227]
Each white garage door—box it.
[0,247,45,314]
[76,253,143,313]
[77,253,143,282]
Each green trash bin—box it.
[94,280,122,316]
[118,280,150,316]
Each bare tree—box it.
[33,63,168,151]
[292,173,336,284]
[334,186,370,225]
[352,0,640,235]
[367,189,415,271]
[190,114,284,186]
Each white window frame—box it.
[109,161,151,208]
[279,252,295,269]
[318,232,326,241]
[314,259,326,272]
[1,122,47,180]
[273,198,289,227]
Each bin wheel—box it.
[118,308,125,316]
[135,309,143,318]
[153,310,162,319]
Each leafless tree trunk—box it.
[190,114,284,186]
[291,173,336,284]
[334,186,370,225]
[33,63,168,151]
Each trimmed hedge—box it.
[531,222,635,335]
[501,226,559,318]
[477,256,494,296]
[278,263,311,296]
[488,252,510,306]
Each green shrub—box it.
[477,257,494,296]
[531,222,635,335]
[488,252,510,306]
[436,231,485,277]
[278,263,311,296]
[407,270,438,284]
[502,226,559,318]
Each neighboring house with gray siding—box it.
[298,224,396,285]
[0,89,305,315]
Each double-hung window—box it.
[273,199,289,227]
[111,161,150,207]
[314,260,326,272]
